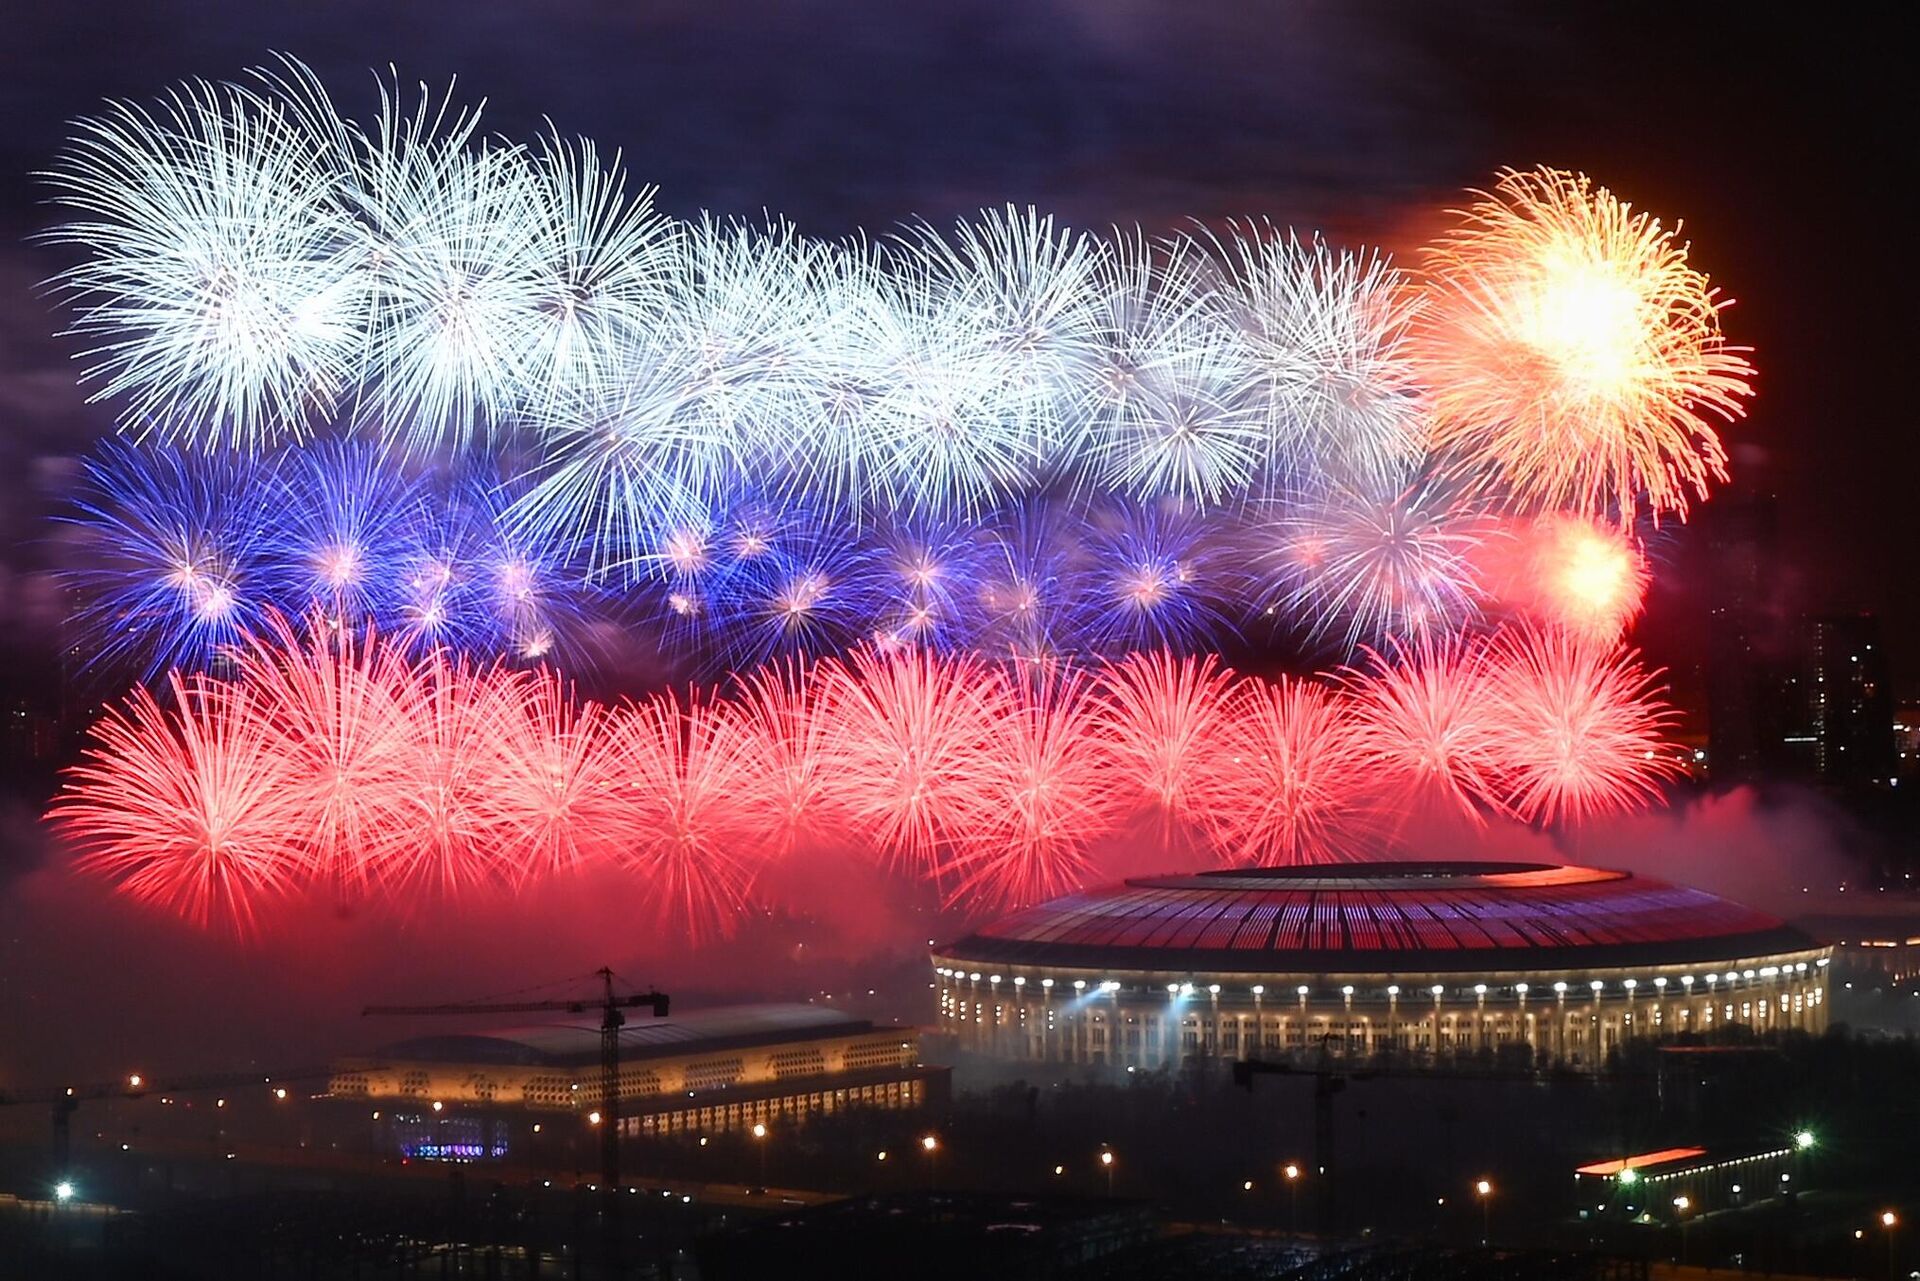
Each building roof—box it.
[939,862,1818,974]
[372,1003,887,1069]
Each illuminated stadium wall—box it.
[931,863,1831,1071]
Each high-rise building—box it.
[1808,613,1897,786]
[1703,495,1811,782]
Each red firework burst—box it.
[1092,650,1238,836]
[1206,676,1375,866]
[815,646,1011,873]
[602,691,770,940]
[946,667,1126,911]
[1486,625,1680,825]
[1340,638,1507,825]
[50,672,311,933]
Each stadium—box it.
[932,862,1831,1070]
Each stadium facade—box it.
[931,862,1830,1071]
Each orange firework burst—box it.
[1414,167,1753,520]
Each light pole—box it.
[1100,1149,1115,1197]
[1882,1210,1898,1281]
[752,1122,768,1190]
[1475,1179,1493,1247]
[920,1134,939,1192]
[1284,1163,1301,1234]
[1673,1195,1692,1266]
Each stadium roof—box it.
[372,1003,886,1068]
[940,862,1819,974]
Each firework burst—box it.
[1487,624,1680,826]
[1415,166,1753,520]
[51,672,312,933]
[1207,675,1375,866]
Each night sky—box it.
[0,1,1915,1080]
[1,1,1915,698]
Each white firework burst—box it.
[336,82,546,449]
[1205,223,1426,490]
[513,133,677,415]
[45,77,366,446]
[1262,471,1492,650]
[902,206,1111,466]
[1089,289,1262,507]
[510,337,739,582]
[857,255,1040,517]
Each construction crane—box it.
[363,967,668,1199]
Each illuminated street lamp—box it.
[54,1181,74,1203]
[1794,1129,1815,1151]
[752,1121,769,1188]
[1882,1212,1898,1281]
[921,1134,940,1191]
[1100,1148,1116,1197]
[1284,1162,1302,1232]
[1475,1179,1494,1246]
[1674,1195,1693,1266]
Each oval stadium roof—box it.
[939,862,1817,974]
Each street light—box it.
[921,1134,939,1191]
[1882,1211,1898,1281]
[1284,1162,1302,1233]
[1794,1129,1815,1151]
[1475,1179,1493,1246]
[1100,1149,1115,1197]
[752,1122,769,1188]
[1674,1195,1693,1266]
[54,1181,74,1203]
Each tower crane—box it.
[363,967,668,1198]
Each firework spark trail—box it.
[1414,166,1753,521]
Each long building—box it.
[331,1004,947,1141]
[932,861,1831,1071]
